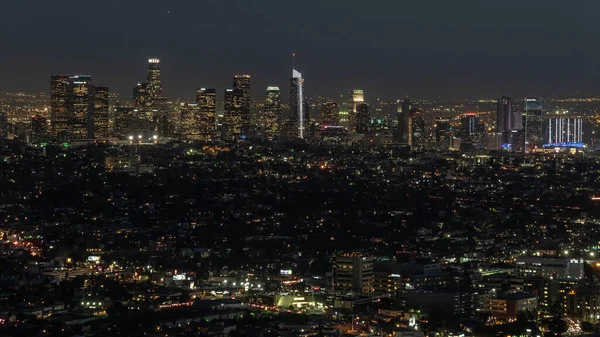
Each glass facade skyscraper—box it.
[264,86,281,140]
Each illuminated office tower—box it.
[546,117,584,147]
[51,75,71,141]
[93,86,109,138]
[68,75,94,139]
[180,103,201,140]
[146,58,165,101]
[264,86,281,139]
[334,253,374,295]
[133,83,148,109]
[320,100,340,127]
[224,88,244,138]
[290,69,305,138]
[408,108,425,147]
[396,99,412,144]
[435,118,452,150]
[30,115,47,145]
[461,112,485,144]
[233,74,251,135]
[132,58,167,136]
[524,98,543,152]
[496,97,518,149]
[355,103,370,134]
[114,107,137,139]
[196,88,217,140]
[0,112,7,139]
[349,89,364,132]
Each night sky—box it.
[1,0,600,100]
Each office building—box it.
[545,117,584,148]
[114,107,137,139]
[488,294,538,321]
[349,89,364,132]
[334,253,374,295]
[496,97,523,149]
[355,103,370,134]
[435,118,452,150]
[180,103,201,140]
[461,113,486,144]
[264,86,281,140]
[132,58,168,135]
[93,86,109,138]
[320,100,339,127]
[69,75,94,139]
[566,288,600,323]
[408,108,425,147]
[50,75,71,141]
[30,115,47,145]
[290,69,305,139]
[516,256,584,279]
[233,74,251,136]
[223,88,243,139]
[524,98,544,152]
[196,88,217,140]
[396,99,411,144]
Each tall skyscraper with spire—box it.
[290,68,305,139]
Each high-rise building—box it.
[180,103,201,140]
[290,69,305,139]
[133,58,168,136]
[320,100,339,127]
[349,89,365,132]
[396,99,412,144]
[264,86,281,140]
[30,115,47,145]
[223,88,243,139]
[356,103,370,134]
[461,113,485,144]
[93,86,109,138]
[50,75,71,141]
[114,107,137,139]
[334,253,374,295]
[69,75,94,139]
[545,117,584,147]
[408,108,425,147]
[496,97,522,149]
[196,88,217,140]
[435,118,452,150]
[524,98,544,152]
[233,74,251,136]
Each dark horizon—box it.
[2,0,600,100]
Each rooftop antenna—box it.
[292,53,296,70]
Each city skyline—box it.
[2,1,600,99]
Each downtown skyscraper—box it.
[496,96,522,149]
[69,75,94,140]
[320,100,340,127]
[233,74,251,137]
[50,75,70,142]
[196,88,217,140]
[264,86,281,140]
[396,98,412,144]
[93,86,109,138]
[523,98,544,152]
[133,58,168,136]
[290,69,306,139]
